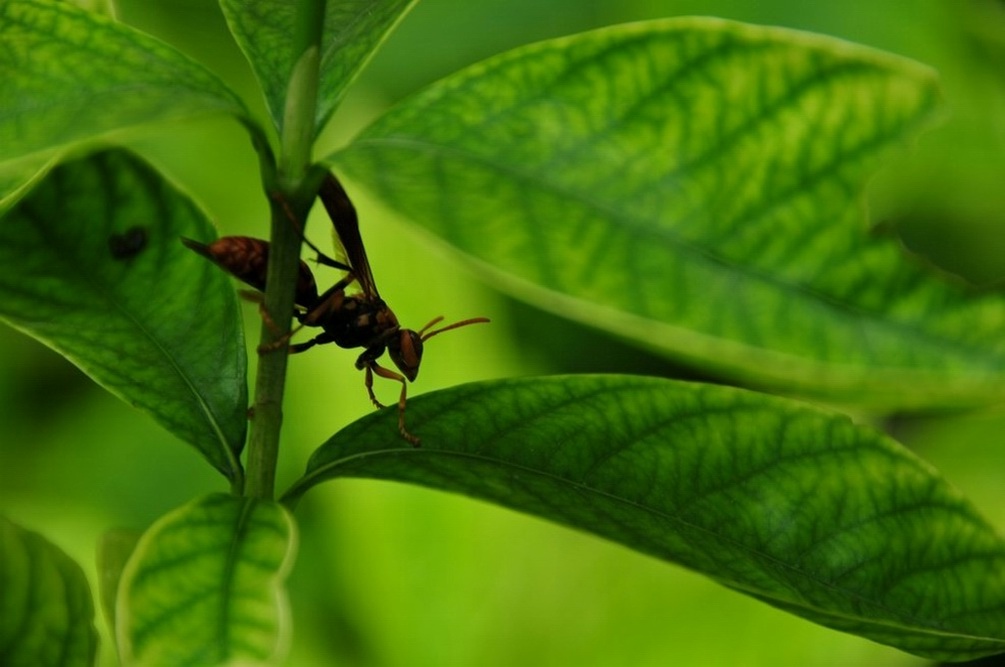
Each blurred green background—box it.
[3,1,1005,665]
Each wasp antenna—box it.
[420,317,491,342]
[417,316,446,337]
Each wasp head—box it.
[388,328,424,382]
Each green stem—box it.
[245,0,326,500]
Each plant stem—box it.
[244,0,326,500]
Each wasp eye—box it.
[391,330,424,382]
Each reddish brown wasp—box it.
[183,173,488,445]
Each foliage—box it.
[0,517,97,667]
[1,1,1004,665]
[113,494,296,666]
[0,151,246,481]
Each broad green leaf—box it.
[329,18,1005,409]
[284,375,1005,662]
[0,516,97,667]
[0,149,247,482]
[219,0,416,135]
[117,494,297,667]
[0,0,250,165]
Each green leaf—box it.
[0,0,250,165]
[329,18,1005,409]
[284,375,1005,662]
[0,516,97,667]
[0,149,247,482]
[220,0,416,135]
[116,494,297,667]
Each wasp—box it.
[183,173,488,445]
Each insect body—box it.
[183,173,488,445]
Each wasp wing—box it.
[318,173,380,299]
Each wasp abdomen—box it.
[182,236,319,307]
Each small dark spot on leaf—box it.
[108,225,148,260]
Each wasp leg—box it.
[238,290,302,348]
[270,189,353,273]
[312,252,352,273]
[253,299,309,354]
[289,331,334,354]
[365,362,420,446]
[253,272,356,354]
[258,327,302,354]
[302,273,355,326]
[363,364,387,409]
[259,275,352,354]
[261,327,334,355]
